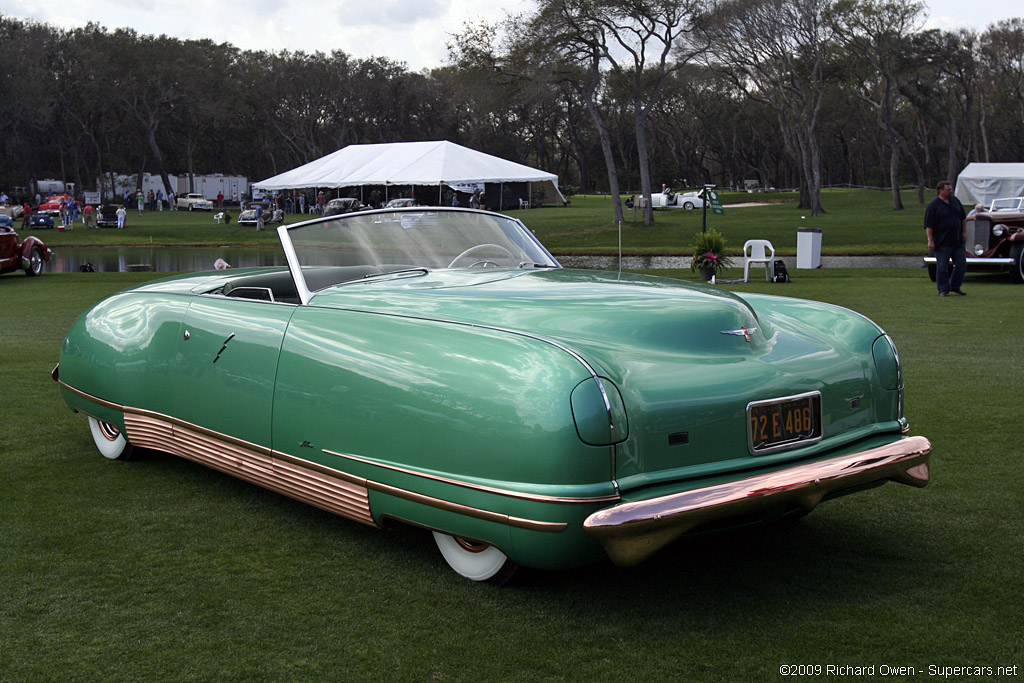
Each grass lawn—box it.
[1,267,1020,681]
[27,188,931,257]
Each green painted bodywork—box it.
[58,266,907,570]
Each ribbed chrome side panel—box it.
[123,413,375,527]
[124,413,174,451]
[271,455,374,526]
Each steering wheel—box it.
[448,244,516,269]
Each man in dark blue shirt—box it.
[924,180,967,296]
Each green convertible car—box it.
[55,207,932,583]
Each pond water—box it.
[47,247,287,273]
[46,247,922,274]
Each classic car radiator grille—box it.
[123,413,375,526]
[967,218,990,252]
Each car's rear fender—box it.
[271,305,621,490]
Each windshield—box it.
[990,198,1022,211]
[280,208,559,302]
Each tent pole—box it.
[438,183,442,205]
[500,182,504,211]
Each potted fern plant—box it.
[690,228,734,281]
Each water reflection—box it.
[48,247,287,273]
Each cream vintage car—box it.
[176,193,214,211]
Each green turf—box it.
[1,267,1020,681]
[26,188,931,257]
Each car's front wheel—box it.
[88,416,135,460]
[683,201,695,210]
[188,204,194,212]
[1011,243,1024,284]
[432,532,518,585]
[25,247,43,276]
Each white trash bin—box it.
[797,227,822,269]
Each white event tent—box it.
[955,162,1024,208]
[252,140,565,208]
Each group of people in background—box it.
[124,188,177,214]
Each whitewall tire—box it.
[88,416,135,460]
[432,532,518,585]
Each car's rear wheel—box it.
[188,204,194,212]
[432,532,518,585]
[25,247,43,276]
[88,416,135,460]
[1011,243,1024,284]
[683,201,694,210]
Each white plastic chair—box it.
[743,239,775,282]
[519,198,530,209]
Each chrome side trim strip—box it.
[61,380,565,533]
[922,256,1015,265]
[584,435,932,567]
[365,478,566,532]
[56,377,124,411]
[323,448,619,505]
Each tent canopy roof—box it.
[253,140,557,190]
[955,162,1024,207]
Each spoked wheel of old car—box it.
[432,532,519,585]
[683,201,695,210]
[448,244,516,269]
[26,247,44,276]
[88,416,135,460]
[1011,243,1024,284]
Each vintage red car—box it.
[924,207,1024,283]
[0,219,52,276]
[38,194,73,215]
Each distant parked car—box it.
[0,221,51,276]
[924,206,1024,283]
[324,198,365,216]
[0,204,25,219]
[650,190,705,210]
[385,198,418,209]
[29,213,55,229]
[96,205,122,228]
[238,202,284,226]
[38,194,72,215]
[176,193,214,211]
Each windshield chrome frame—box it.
[277,206,561,305]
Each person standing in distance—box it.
[924,180,967,296]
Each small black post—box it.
[701,185,709,234]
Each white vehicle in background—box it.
[650,190,705,210]
[176,193,214,211]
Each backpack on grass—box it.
[772,259,790,283]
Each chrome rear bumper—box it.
[584,435,931,567]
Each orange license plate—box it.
[748,392,822,453]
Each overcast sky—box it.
[0,0,1019,72]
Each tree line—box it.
[1,1,1023,221]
